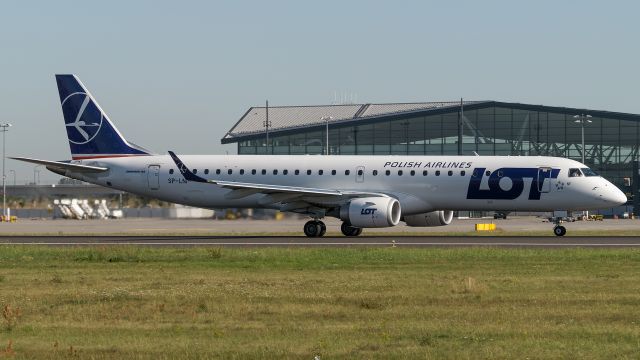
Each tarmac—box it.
[0,216,638,235]
[1,235,640,247]
[0,216,639,247]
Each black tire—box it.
[553,225,566,237]
[318,221,326,237]
[341,222,362,237]
[304,221,321,237]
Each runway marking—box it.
[2,242,640,247]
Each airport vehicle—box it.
[12,75,628,237]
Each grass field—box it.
[0,246,639,359]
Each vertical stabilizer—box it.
[55,74,151,159]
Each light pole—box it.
[321,116,334,155]
[0,123,11,219]
[33,165,42,185]
[573,114,592,165]
[263,100,272,154]
[8,170,15,186]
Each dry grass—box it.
[0,246,638,358]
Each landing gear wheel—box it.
[318,221,326,237]
[304,220,322,237]
[553,225,566,237]
[341,222,362,237]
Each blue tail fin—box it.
[55,74,151,159]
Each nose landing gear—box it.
[553,225,566,236]
[552,217,566,236]
[303,220,326,237]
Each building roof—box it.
[221,100,640,144]
[222,101,481,143]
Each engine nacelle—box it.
[403,210,454,227]
[340,197,401,228]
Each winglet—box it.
[167,151,207,183]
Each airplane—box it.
[11,75,628,237]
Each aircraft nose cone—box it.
[612,188,628,205]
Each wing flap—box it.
[210,179,342,196]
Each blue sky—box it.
[1,0,639,183]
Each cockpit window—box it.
[581,168,599,177]
[568,168,583,177]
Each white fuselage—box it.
[64,155,626,216]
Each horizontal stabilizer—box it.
[9,156,109,173]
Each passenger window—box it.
[436,170,441,176]
[398,170,403,176]
[569,168,583,177]
[448,170,453,176]
[497,170,503,177]
[216,169,221,175]
[227,169,232,175]
[423,170,428,176]
[331,170,336,175]
[273,169,278,175]
[240,169,245,175]
[345,170,350,175]
[373,170,378,176]
[318,170,323,175]
[295,169,300,175]
[307,170,312,175]
[283,170,288,175]
[169,169,174,174]
[251,169,256,175]
[385,170,391,176]
[261,169,266,175]
[193,169,198,174]
[461,170,466,176]
[410,170,415,176]
[357,169,363,176]
[485,170,491,176]
[204,169,209,175]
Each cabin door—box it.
[537,167,552,193]
[148,165,160,190]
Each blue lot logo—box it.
[361,208,377,215]
[61,92,103,144]
[466,167,560,200]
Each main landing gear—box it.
[552,217,567,236]
[303,220,326,237]
[302,220,363,237]
[340,222,362,237]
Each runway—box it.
[1,235,640,247]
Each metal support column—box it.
[633,160,640,217]
[458,98,463,155]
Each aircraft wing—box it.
[9,156,109,173]
[167,151,387,210]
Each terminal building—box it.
[222,101,639,214]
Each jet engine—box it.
[403,210,454,227]
[339,197,401,228]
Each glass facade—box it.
[237,105,639,193]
